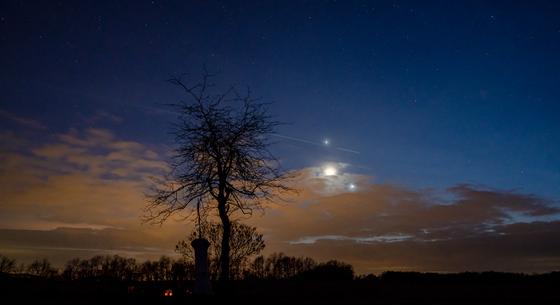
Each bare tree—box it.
[27,258,56,278]
[176,221,265,279]
[145,71,292,282]
[0,254,16,273]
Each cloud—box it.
[0,127,188,264]
[246,169,560,273]
[0,110,46,130]
[89,110,124,124]
[275,220,560,273]
[0,127,170,230]
[0,227,181,267]
[1,127,559,273]
[289,233,413,245]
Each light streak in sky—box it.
[271,134,360,154]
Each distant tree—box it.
[78,257,95,278]
[244,253,318,279]
[87,256,104,278]
[99,255,137,281]
[62,256,186,281]
[27,258,56,278]
[356,273,378,282]
[0,254,16,273]
[14,262,26,274]
[156,256,173,281]
[299,260,354,281]
[245,253,354,280]
[176,221,265,279]
[140,260,158,281]
[63,258,82,280]
[171,259,195,281]
[138,256,173,281]
[246,255,266,279]
[145,71,293,282]
[264,253,317,279]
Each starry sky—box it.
[1,1,560,273]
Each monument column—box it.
[191,238,212,295]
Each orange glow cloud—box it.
[1,127,560,273]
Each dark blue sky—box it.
[2,0,560,198]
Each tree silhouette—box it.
[262,252,316,279]
[27,258,56,278]
[298,260,354,281]
[244,253,354,280]
[171,259,195,281]
[145,71,292,282]
[63,258,82,280]
[176,221,265,279]
[139,256,174,281]
[0,254,16,273]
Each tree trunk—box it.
[218,198,231,283]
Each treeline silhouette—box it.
[2,253,560,304]
[3,253,560,284]
[0,253,353,281]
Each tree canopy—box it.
[145,72,293,281]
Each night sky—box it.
[1,1,560,273]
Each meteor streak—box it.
[271,134,360,154]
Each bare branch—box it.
[145,72,294,281]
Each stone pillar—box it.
[191,238,212,295]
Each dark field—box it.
[2,272,559,305]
